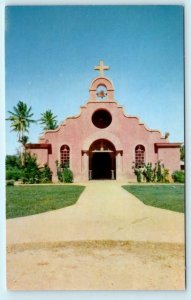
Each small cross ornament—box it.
[94,60,110,76]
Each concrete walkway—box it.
[7,181,185,246]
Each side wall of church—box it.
[28,149,49,167]
[157,148,180,174]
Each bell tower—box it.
[89,60,115,102]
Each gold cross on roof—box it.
[94,60,110,77]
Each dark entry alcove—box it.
[89,139,116,180]
[91,153,112,179]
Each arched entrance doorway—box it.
[89,139,116,180]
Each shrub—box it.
[132,160,170,183]
[6,153,53,184]
[143,163,153,182]
[63,168,73,183]
[55,160,63,182]
[132,162,143,183]
[162,168,170,183]
[172,170,184,183]
[6,155,21,169]
[155,161,170,183]
[40,164,52,183]
[21,153,41,184]
[6,168,23,181]
[6,180,15,186]
[55,161,73,183]
[156,161,162,182]
[6,155,23,181]
[136,169,142,183]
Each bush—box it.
[172,170,184,183]
[55,161,74,183]
[143,163,153,182]
[6,155,21,169]
[132,160,170,183]
[162,168,170,183]
[6,153,53,184]
[132,162,143,183]
[6,155,23,181]
[55,160,63,182]
[6,168,23,181]
[156,161,162,182]
[40,164,52,183]
[22,152,41,184]
[63,168,73,183]
[136,169,142,183]
[6,180,15,186]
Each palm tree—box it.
[39,110,58,131]
[20,135,29,147]
[6,101,35,143]
[20,135,29,166]
[6,101,35,165]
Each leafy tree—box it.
[39,110,58,131]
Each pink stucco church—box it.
[27,61,181,182]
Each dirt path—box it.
[6,181,185,290]
[7,241,185,290]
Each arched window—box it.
[60,145,70,168]
[135,145,145,167]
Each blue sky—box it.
[5,5,184,155]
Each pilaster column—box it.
[116,151,123,180]
[82,150,89,180]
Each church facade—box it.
[26,61,181,182]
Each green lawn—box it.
[6,185,85,219]
[122,185,184,213]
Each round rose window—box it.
[92,109,112,129]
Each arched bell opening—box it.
[89,139,116,180]
[96,84,108,100]
[89,76,115,101]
